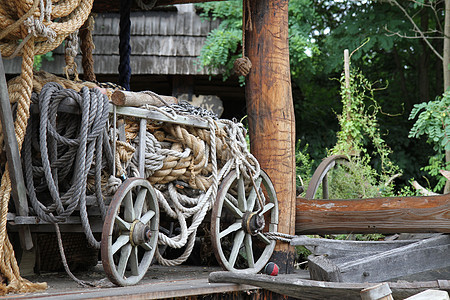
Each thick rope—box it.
[0,34,47,294]
[0,0,94,58]
[80,15,96,82]
[119,0,131,90]
[23,83,110,249]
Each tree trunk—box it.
[444,0,450,193]
[246,0,296,273]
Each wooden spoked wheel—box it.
[101,178,159,286]
[211,170,278,273]
[305,155,350,199]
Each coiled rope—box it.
[111,101,262,267]
[23,82,111,249]
[0,0,93,293]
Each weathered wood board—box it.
[296,194,450,234]
[209,271,450,300]
[307,235,450,283]
[291,235,419,259]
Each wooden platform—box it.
[5,265,260,299]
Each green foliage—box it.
[196,0,318,81]
[33,52,54,71]
[409,91,450,191]
[196,1,242,80]
[295,141,314,189]
[332,67,400,180]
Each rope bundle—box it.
[0,0,93,293]
[23,82,111,249]
[110,103,261,267]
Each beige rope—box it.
[0,0,94,293]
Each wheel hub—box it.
[242,212,265,235]
[130,220,151,246]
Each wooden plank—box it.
[308,255,342,282]
[296,194,450,234]
[338,235,450,283]
[291,235,419,259]
[246,0,296,273]
[209,271,450,300]
[9,278,258,299]
[307,235,450,283]
[111,105,225,129]
[0,54,33,250]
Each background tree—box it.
[197,0,446,192]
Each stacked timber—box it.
[291,235,450,283]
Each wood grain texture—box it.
[4,11,220,76]
[245,0,296,272]
[209,271,450,300]
[296,194,450,234]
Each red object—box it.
[264,262,279,276]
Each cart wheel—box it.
[101,178,159,286]
[211,170,278,273]
[305,155,349,199]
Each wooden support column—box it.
[245,0,296,273]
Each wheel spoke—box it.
[226,193,238,207]
[134,188,148,218]
[224,197,243,218]
[111,235,129,255]
[219,221,242,239]
[256,232,271,245]
[129,247,139,276]
[244,234,255,268]
[237,176,247,211]
[115,215,131,231]
[261,202,275,215]
[247,177,262,211]
[117,244,132,277]
[140,210,155,225]
[123,190,135,222]
[141,242,153,251]
[229,230,245,267]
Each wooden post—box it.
[245,0,296,273]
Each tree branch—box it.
[388,0,443,61]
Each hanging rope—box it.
[0,0,93,293]
[80,15,97,82]
[233,0,252,77]
[119,0,132,90]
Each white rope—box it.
[109,102,261,266]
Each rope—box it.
[119,0,131,90]
[80,15,96,82]
[0,29,47,295]
[23,83,110,249]
[64,30,80,80]
[0,0,94,58]
[264,232,295,243]
[233,0,252,77]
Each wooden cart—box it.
[0,55,279,286]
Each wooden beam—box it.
[0,54,33,250]
[296,194,450,234]
[246,0,296,273]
